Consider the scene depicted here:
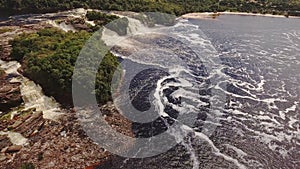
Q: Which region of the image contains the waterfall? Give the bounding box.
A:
[47,20,76,32]
[101,17,152,47]
[0,60,63,121]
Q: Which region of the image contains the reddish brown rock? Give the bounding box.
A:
[0,18,135,169]
[13,111,45,138]
[4,145,22,153]
[0,105,132,169]
[0,71,22,112]
[0,135,12,151]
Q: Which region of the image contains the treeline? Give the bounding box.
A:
[219,0,300,16]
[0,0,299,16]
[10,28,119,106]
[86,10,119,22]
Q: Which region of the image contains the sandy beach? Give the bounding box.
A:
[180,12,220,19]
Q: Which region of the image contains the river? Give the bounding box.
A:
[99,14,300,169]
[0,9,299,169]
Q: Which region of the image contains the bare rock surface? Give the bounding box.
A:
[0,13,134,169]
[0,70,22,112]
[0,104,133,169]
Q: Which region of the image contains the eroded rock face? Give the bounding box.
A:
[0,43,12,61]
[0,72,23,112]
[0,14,134,168]
[0,104,134,169]
[0,26,24,112]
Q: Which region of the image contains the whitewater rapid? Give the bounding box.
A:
[0,9,298,168]
[0,60,63,121]
[101,14,300,169]
[100,15,249,168]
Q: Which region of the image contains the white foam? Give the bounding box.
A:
[224,144,248,157]
[47,20,76,32]
[101,17,155,47]
[0,60,21,75]
[85,20,95,26]
[0,59,63,121]
[193,131,247,169]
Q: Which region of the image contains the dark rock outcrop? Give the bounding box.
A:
[0,71,23,112]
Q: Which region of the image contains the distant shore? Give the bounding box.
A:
[181,11,300,20]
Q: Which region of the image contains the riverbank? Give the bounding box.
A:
[1,0,299,19]
[221,11,300,18]
[0,8,299,169]
[0,9,134,168]
[180,11,300,20]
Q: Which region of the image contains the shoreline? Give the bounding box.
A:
[1,9,300,23]
[180,11,300,20]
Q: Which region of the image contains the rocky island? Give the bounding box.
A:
[0,9,134,169]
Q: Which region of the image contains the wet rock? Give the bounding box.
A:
[0,71,23,112]
[1,106,130,169]
[8,120,22,129]
[0,135,12,150]
[26,111,43,122]
[12,108,35,119]
[14,111,45,138]
[4,145,22,153]
[0,43,13,61]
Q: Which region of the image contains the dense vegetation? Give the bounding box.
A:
[0,0,299,16]
[10,28,119,106]
[86,10,119,23]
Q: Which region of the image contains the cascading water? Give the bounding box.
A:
[0,9,298,169]
[99,14,300,169]
[0,8,105,148]
[0,60,63,121]
[101,16,241,168]
[47,20,76,32]
[0,9,95,121]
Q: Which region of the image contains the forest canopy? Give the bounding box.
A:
[10,28,119,106]
[0,0,299,16]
